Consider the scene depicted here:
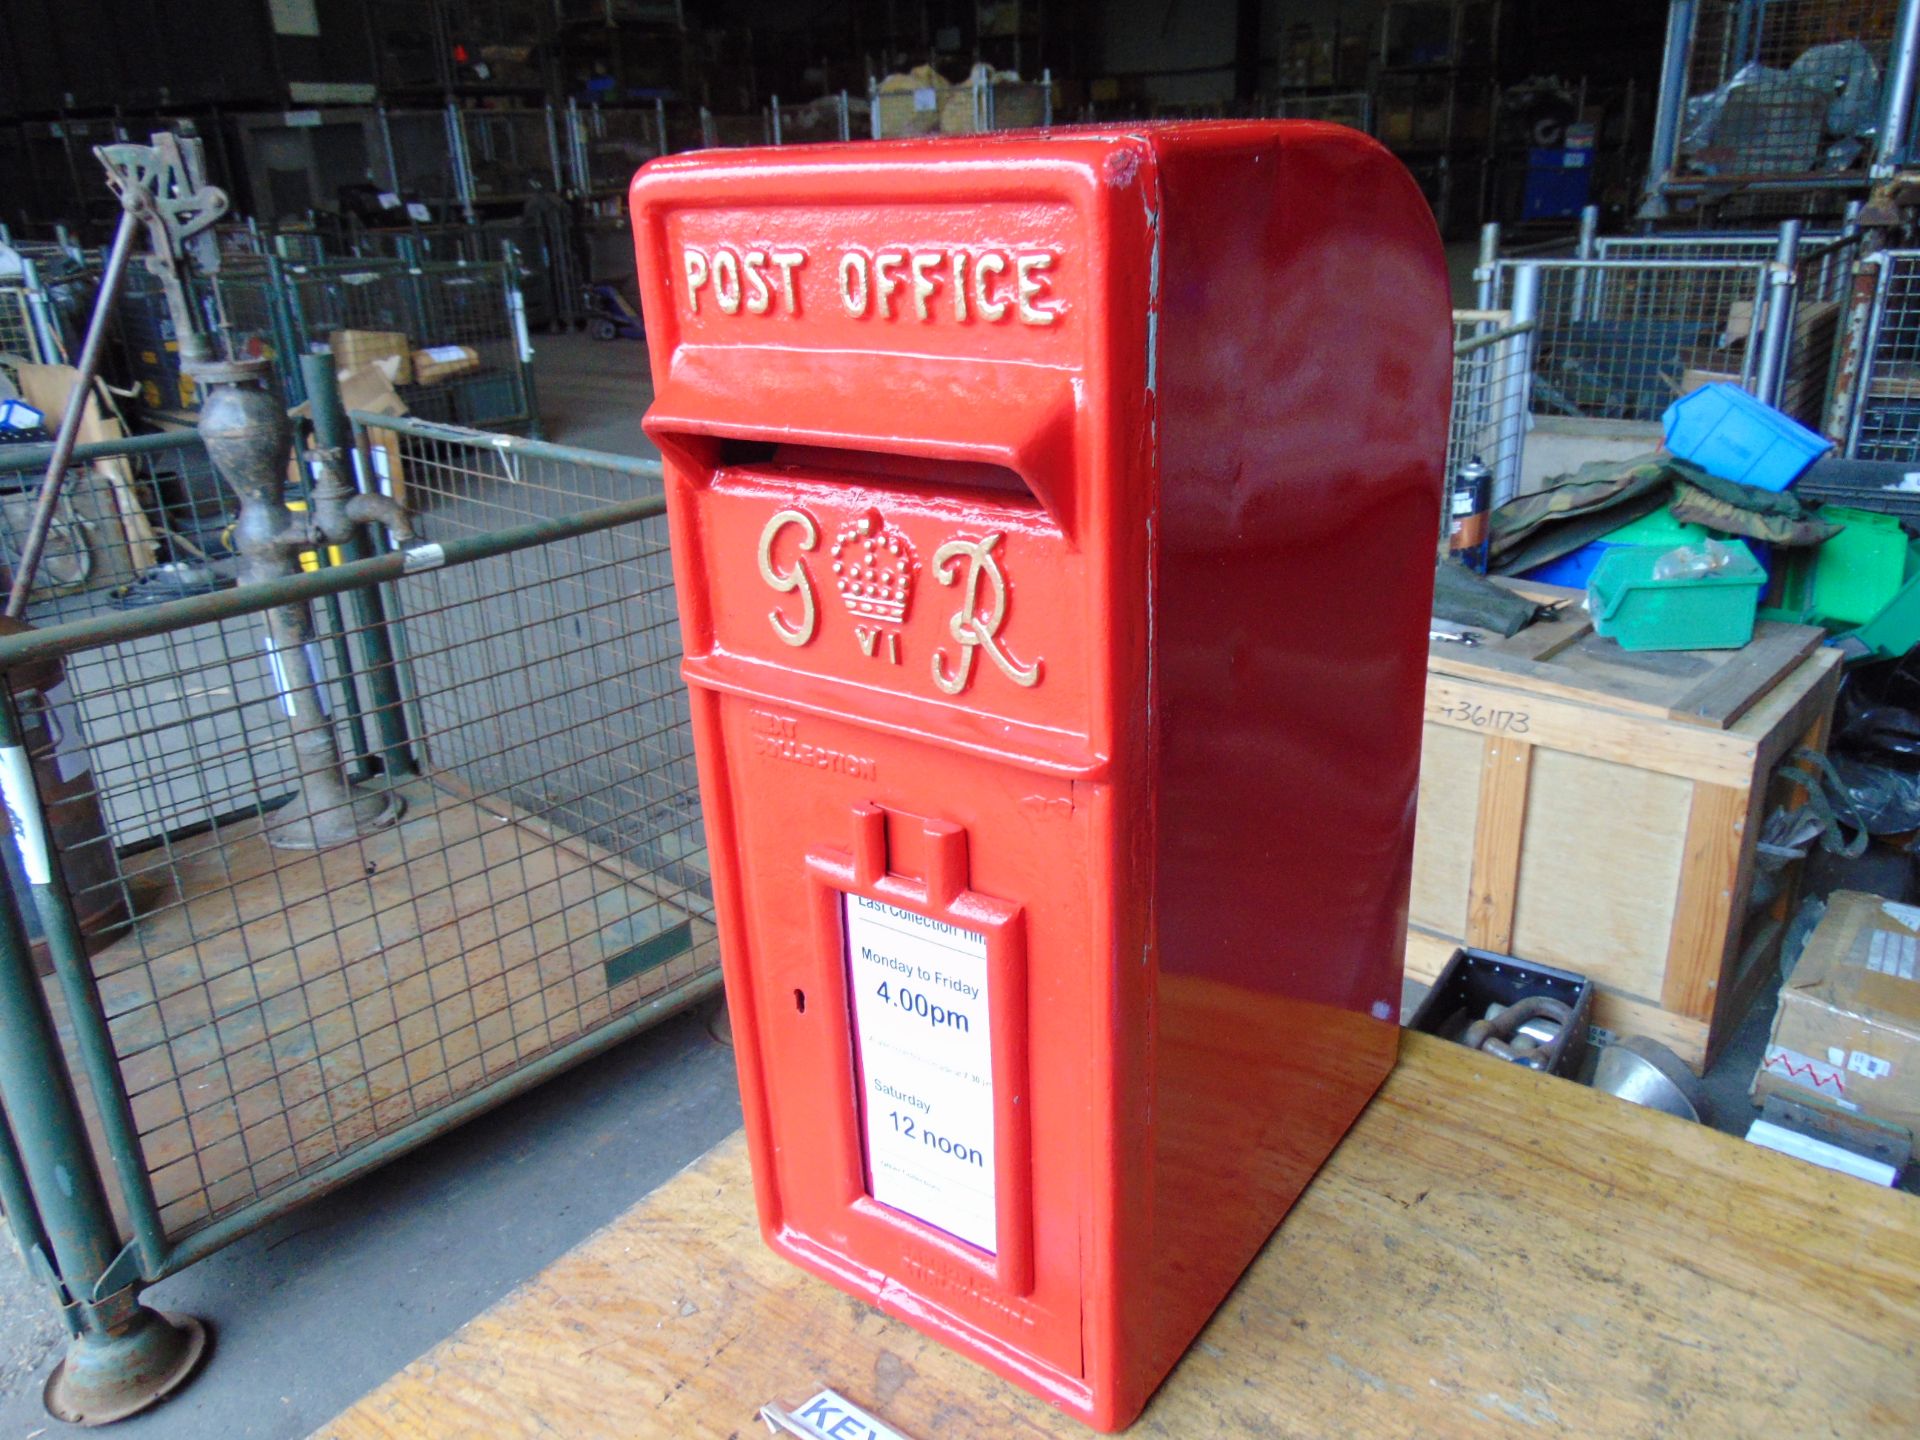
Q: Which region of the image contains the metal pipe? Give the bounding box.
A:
[1846,254,1894,457]
[1640,0,1697,219]
[375,103,400,193]
[5,208,140,619]
[1495,263,1541,506]
[1877,0,1920,175]
[543,102,565,194]
[12,713,172,1277]
[770,95,783,145]
[1474,222,1500,310]
[0,701,167,1327]
[1571,204,1600,321]
[656,96,669,155]
[1755,220,1803,407]
[302,354,416,779]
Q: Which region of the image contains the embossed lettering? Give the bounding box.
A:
[710,248,741,314]
[769,249,805,312]
[682,250,708,312]
[742,249,771,313]
[931,533,1041,693]
[757,510,818,646]
[839,251,869,316]
[872,249,906,318]
[1015,252,1059,325]
[972,252,1009,321]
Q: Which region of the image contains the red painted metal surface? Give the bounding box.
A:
[630,122,1449,1431]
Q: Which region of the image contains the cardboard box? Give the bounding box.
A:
[329,330,412,386]
[1752,890,1920,1135]
[410,343,482,384]
[337,365,409,510]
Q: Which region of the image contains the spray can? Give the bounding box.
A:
[1448,457,1492,574]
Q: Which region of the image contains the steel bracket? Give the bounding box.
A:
[92,1238,146,1303]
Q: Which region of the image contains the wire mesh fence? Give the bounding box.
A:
[0,412,712,1255]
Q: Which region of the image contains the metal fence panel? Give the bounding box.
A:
[1449,310,1533,505]
[0,417,712,1258]
[1492,255,1770,422]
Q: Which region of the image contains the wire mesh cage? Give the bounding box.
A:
[1850,249,1920,459]
[459,108,564,204]
[569,105,668,193]
[1492,256,1771,421]
[0,416,712,1249]
[1679,0,1898,181]
[384,109,463,206]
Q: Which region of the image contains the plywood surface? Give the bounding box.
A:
[314,1031,1920,1440]
[1431,578,1824,731]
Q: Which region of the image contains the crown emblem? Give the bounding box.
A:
[830,510,917,626]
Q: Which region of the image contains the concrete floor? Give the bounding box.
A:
[0,324,1912,1434]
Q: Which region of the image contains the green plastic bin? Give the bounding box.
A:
[1588,542,1767,652]
[1794,506,1910,627]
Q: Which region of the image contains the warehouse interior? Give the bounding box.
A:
[1,1,1919,1436]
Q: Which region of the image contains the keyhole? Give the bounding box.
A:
[793,988,806,1013]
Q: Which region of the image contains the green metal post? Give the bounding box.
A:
[0,1106,65,1332]
[0,696,205,1420]
[302,353,417,778]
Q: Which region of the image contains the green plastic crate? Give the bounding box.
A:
[1588,542,1766,652]
[1784,506,1909,627]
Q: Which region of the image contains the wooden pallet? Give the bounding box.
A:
[314,1032,1920,1439]
[1417,581,1841,1072]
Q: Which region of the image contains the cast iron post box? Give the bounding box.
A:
[630,122,1450,1430]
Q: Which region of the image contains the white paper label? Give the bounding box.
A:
[912,87,938,113]
[1848,1050,1893,1079]
[764,1389,919,1440]
[0,745,50,885]
[422,344,469,363]
[406,202,432,222]
[1882,901,1920,931]
[1866,928,1919,980]
[844,895,995,1252]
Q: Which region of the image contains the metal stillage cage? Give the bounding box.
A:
[1644,0,1920,215]
[112,258,539,432]
[1485,227,1863,428]
[0,405,716,1389]
[1844,248,1920,459]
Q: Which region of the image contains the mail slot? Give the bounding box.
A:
[630,123,1450,1431]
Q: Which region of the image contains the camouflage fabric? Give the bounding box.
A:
[1488,453,1673,564]
[1669,479,1840,546]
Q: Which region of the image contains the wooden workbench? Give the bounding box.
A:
[315,1032,1920,1439]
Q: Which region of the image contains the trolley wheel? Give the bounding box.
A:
[591,319,618,341]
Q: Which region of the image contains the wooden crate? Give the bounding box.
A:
[1412,584,1842,1073]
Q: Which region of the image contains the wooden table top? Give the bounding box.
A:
[314,1031,1920,1439]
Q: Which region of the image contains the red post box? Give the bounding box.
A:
[630,122,1449,1431]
